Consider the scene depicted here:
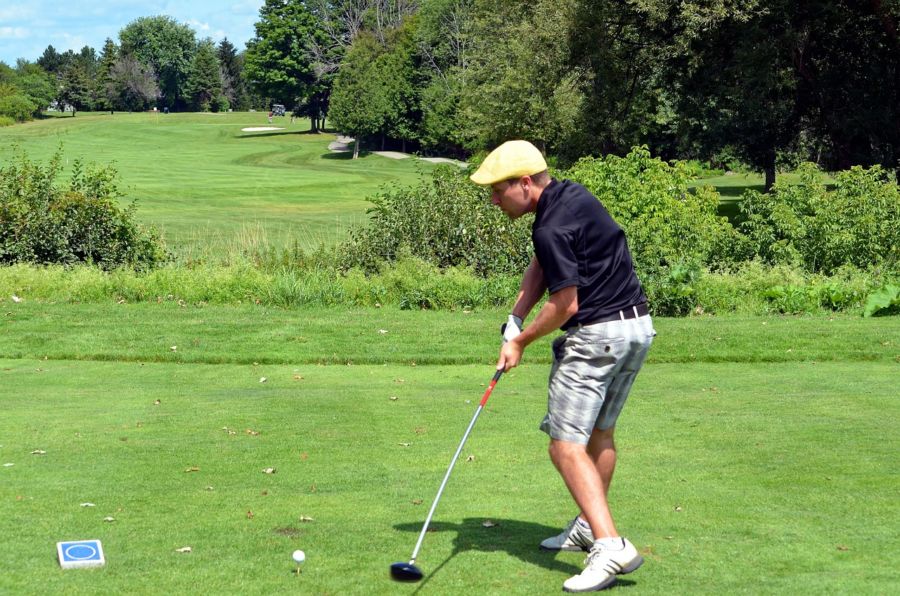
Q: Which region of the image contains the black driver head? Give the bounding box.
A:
[390,562,424,582]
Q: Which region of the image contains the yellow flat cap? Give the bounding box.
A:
[470,140,548,185]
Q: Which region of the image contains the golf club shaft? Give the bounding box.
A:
[408,370,503,564]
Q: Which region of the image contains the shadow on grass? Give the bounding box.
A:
[320,151,372,160]
[392,517,640,591]
[392,517,641,590]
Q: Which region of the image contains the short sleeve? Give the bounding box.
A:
[533,226,579,293]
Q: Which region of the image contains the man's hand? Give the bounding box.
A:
[495,285,579,373]
[501,314,523,344]
[497,338,524,372]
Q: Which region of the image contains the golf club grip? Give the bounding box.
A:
[480,370,503,407]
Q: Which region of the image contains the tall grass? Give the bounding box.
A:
[0,256,888,316]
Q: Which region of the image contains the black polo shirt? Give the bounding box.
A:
[532,179,646,329]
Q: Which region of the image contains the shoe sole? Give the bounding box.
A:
[618,554,643,574]
[562,575,617,593]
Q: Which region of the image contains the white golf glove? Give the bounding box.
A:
[501,314,523,344]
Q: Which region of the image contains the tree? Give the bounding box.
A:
[328,32,391,157]
[460,0,586,156]
[119,16,197,110]
[244,0,321,115]
[669,2,806,190]
[415,0,474,154]
[36,45,64,75]
[185,39,223,111]
[108,56,159,112]
[374,19,422,151]
[799,2,899,178]
[13,61,56,114]
[217,38,247,110]
[95,38,119,112]
[662,1,900,189]
[59,63,92,115]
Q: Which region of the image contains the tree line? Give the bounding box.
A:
[0,16,254,118]
[249,0,899,185]
[1,2,897,187]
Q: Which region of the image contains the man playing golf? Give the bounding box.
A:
[471,140,655,592]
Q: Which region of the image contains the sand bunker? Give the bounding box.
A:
[373,151,411,160]
[241,126,285,132]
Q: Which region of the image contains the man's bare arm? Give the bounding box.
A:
[497,285,578,371]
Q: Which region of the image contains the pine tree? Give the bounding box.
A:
[184,39,224,111]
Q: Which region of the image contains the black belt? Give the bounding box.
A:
[576,303,650,327]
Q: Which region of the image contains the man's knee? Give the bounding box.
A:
[548,438,586,464]
[590,426,615,446]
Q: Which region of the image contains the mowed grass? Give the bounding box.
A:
[1,304,897,594]
[0,112,435,253]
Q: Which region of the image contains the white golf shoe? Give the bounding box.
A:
[562,538,643,593]
[540,517,595,552]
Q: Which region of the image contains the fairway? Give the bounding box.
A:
[1,304,897,594]
[0,112,436,253]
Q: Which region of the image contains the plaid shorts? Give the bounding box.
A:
[539,315,655,444]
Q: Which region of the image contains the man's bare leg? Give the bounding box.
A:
[548,438,618,539]
[588,426,617,496]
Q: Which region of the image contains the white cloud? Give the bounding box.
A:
[52,32,87,52]
[0,7,34,21]
[0,27,29,40]
[186,19,211,32]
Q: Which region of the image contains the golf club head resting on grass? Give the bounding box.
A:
[390,561,424,582]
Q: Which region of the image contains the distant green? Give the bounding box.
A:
[0,112,435,252]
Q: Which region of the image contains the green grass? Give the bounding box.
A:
[1,304,897,594]
[0,112,435,253]
[1,112,895,593]
[1,303,897,366]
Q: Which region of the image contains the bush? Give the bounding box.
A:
[0,152,168,269]
[681,159,725,179]
[864,284,900,317]
[689,262,882,315]
[0,116,14,127]
[563,146,741,313]
[339,165,532,276]
[328,147,896,316]
[0,94,37,122]
[737,163,899,275]
[214,95,230,113]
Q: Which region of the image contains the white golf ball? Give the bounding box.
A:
[292,550,306,564]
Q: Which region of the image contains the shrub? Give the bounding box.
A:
[0,94,37,122]
[214,95,230,113]
[864,284,900,317]
[565,147,739,274]
[681,159,724,179]
[339,165,532,277]
[737,163,899,275]
[0,116,15,127]
[0,152,168,269]
[689,262,882,315]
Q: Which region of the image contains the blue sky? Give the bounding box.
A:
[0,1,264,65]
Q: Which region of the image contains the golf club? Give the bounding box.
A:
[390,369,504,582]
